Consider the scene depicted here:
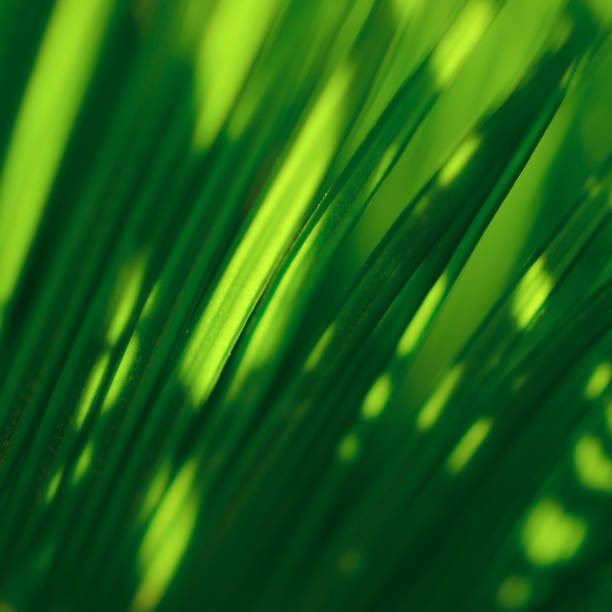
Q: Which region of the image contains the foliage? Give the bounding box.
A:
[1,0,612,610]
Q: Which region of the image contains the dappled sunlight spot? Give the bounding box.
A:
[138,459,198,562]
[226,189,345,401]
[397,274,448,357]
[438,134,481,187]
[338,433,360,463]
[584,362,612,399]
[107,254,148,344]
[226,248,311,401]
[138,460,172,524]
[391,0,424,22]
[72,442,94,484]
[0,0,117,319]
[133,459,199,611]
[521,498,587,566]
[447,417,492,474]
[180,64,353,405]
[338,549,362,574]
[430,0,495,87]
[141,281,160,319]
[367,142,401,193]
[45,468,63,504]
[496,575,532,609]
[102,336,139,414]
[75,352,111,429]
[416,364,464,431]
[413,195,433,217]
[193,0,284,149]
[574,434,612,493]
[304,324,337,373]
[361,373,392,420]
[511,257,553,330]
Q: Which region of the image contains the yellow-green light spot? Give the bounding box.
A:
[447,417,492,474]
[361,373,392,420]
[367,142,400,193]
[180,64,352,405]
[511,258,553,330]
[193,0,284,148]
[338,433,360,462]
[416,364,463,431]
[75,352,110,429]
[438,135,481,187]
[73,442,94,484]
[392,0,423,21]
[45,468,63,504]
[228,245,310,392]
[133,459,199,611]
[141,281,160,319]
[138,460,172,524]
[574,434,612,493]
[430,0,495,87]
[0,0,116,319]
[397,275,447,357]
[496,575,532,610]
[584,362,612,399]
[521,498,587,566]
[304,324,336,373]
[107,255,147,344]
[102,336,139,413]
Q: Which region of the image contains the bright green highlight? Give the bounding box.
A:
[0,0,116,319]
[361,373,392,420]
[521,498,587,566]
[72,442,94,484]
[574,434,612,493]
[447,417,492,474]
[181,65,351,404]
[138,460,172,524]
[141,282,159,318]
[416,364,464,431]
[225,244,313,400]
[304,324,337,372]
[193,0,283,148]
[496,575,532,609]
[438,135,481,187]
[584,362,612,399]
[391,0,424,21]
[511,257,553,329]
[45,468,64,504]
[107,255,147,344]
[102,336,139,413]
[430,0,495,87]
[134,459,199,611]
[397,274,448,357]
[75,352,111,429]
[226,200,342,399]
[338,433,360,462]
